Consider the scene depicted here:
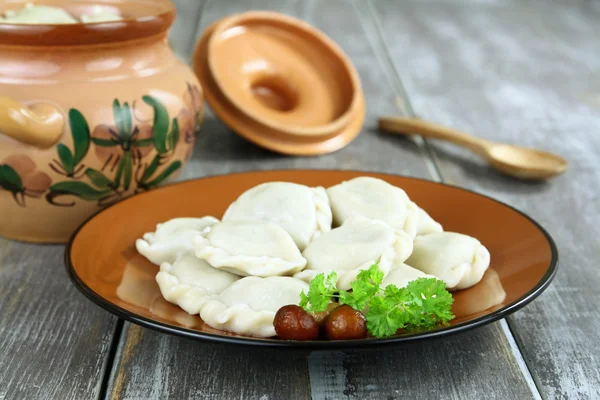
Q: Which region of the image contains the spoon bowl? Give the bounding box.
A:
[378,116,568,180]
[487,144,568,180]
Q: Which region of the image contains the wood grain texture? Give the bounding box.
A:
[108,1,536,399]
[0,240,117,400]
[107,324,311,400]
[310,325,534,400]
[370,0,600,398]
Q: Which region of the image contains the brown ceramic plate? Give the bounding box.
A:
[65,170,558,349]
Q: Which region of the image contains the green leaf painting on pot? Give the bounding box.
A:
[0,0,203,244]
[48,109,90,179]
[43,86,200,208]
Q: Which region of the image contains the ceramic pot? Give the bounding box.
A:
[0,0,203,243]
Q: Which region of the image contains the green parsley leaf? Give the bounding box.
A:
[339,263,383,310]
[299,271,338,313]
[298,263,455,338]
[404,277,455,327]
[364,277,455,337]
[362,263,385,285]
[365,295,406,337]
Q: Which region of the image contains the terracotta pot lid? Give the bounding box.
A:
[193,12,365,156]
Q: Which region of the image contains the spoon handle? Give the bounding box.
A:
[378,116,492,157]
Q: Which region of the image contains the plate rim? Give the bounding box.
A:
[64,169,559,349]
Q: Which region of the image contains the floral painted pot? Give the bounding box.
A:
[0,0,203,243]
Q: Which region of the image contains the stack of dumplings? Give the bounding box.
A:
[135,177,491,338]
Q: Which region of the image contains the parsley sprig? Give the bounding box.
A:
[299,263,455,338]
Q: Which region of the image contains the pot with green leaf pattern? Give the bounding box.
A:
[0,0,204,243]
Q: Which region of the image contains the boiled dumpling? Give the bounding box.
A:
[406,232,491,290]
[199,276,309,337]
[156,254,240,315]
[381,262,437,289]
[294,216,413,290]
[80,6,123,23]
[223,182,332,250]
[416,207,443,236]
[136,216,219,265]
[327,176,419,238]
[0,4,78,24]
[194,220,307,277]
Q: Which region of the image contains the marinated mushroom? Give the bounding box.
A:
[322,305,367,340]
[274,305,319,340]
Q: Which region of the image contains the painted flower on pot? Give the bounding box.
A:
[93,123,154,169]
[134,95,182,192]
[177,83,203,145]
[1,154,52,206]
[46,95,183,207]
[91,99,155,191]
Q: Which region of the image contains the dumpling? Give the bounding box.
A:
[294,216,413,290]
[156,254,240,315]
[136,216,219,265]
[416,207,443,236]
[406,232,491,290]
[199,276,309,337]
[381,262,437,289]
[223,182,332,250]
[327,176,419,238]
[194,220,307,277]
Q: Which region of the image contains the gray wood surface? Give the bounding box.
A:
[107,0,537,399]
[309,324,534,400]
[0,241,117,400]
[369,0,600,398]
[106,324,311,400]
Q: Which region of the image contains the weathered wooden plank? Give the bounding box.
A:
[310,324,533,400]
[370,0,600,398]
[108,0,536,399]
[107,324,312,400]
[0,240,117,400]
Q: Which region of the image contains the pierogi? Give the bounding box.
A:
[294,216,413,290]
[199,276,309,337]
[381,262,437,289]
[136,176,492,339]
[406,232,491,290]
[194,220,307,277]
[156,254,240,315]
[327,176,419,238]
[223,182,332,250]
[415,207,443,236]
[136,217,219,265]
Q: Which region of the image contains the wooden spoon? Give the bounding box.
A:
[378,116,568,180]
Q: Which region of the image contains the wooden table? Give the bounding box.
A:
[2,0,599,398]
